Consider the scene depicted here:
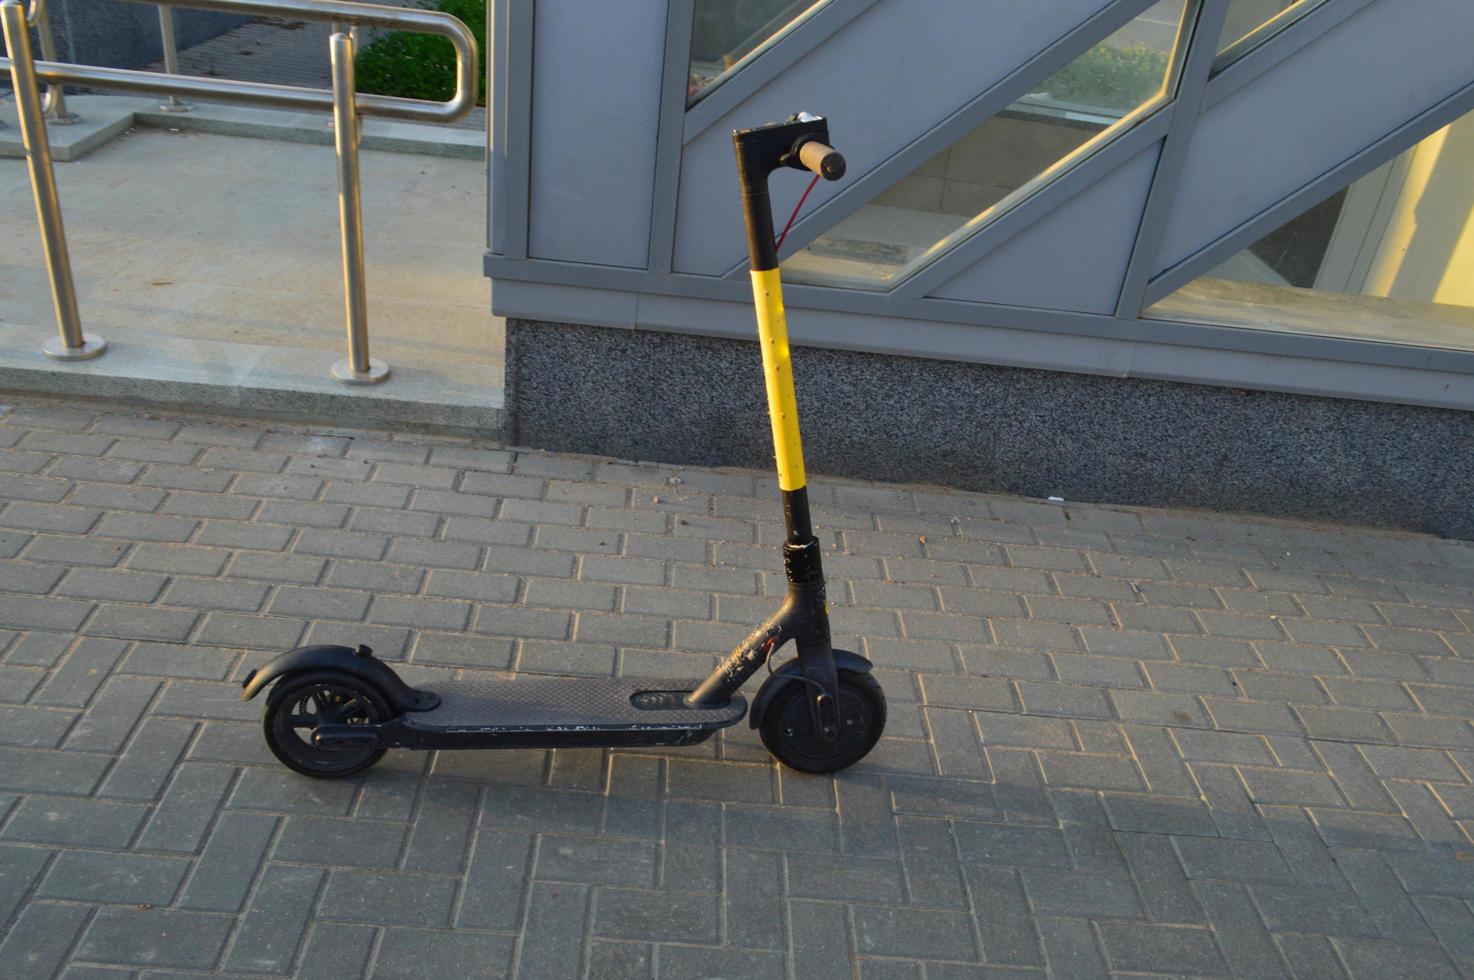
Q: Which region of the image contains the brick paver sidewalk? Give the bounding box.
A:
[0,396,1471,977]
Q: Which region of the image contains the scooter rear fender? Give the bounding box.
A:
[240,645,440,712]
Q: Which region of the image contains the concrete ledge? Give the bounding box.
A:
[0,96,140,161]
[506,317,1473,539]
[0,322,505,436]
[131,102,485,160]
[1,95,482,161]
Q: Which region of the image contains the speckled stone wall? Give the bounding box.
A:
[506,318,1474,539]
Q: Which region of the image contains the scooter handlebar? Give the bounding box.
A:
[798,140,846,181]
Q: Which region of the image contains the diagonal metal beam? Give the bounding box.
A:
[1113,0,1230,318]
[716,0,1162,279]
[1143,75,1474,307]
[1203,0,1376,110]
[682,0,881,145]
[892,106,1171,298]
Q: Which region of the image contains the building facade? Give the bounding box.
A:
[484,0,1474,538]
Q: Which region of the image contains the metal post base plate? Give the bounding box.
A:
[44,111,81,126]
[331,357,390,385]
[158,99,194,113]
[42,333,106,361]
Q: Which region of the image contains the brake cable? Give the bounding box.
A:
[774,173,821,254]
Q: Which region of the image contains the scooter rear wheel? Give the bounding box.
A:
[759,669,886,774]
[263,670,390,779]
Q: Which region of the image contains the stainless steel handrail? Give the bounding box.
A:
[19,0,77,122]
[1,0,479,382]
[3,0,478,123]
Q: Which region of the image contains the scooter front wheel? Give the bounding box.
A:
[263,670,391,779]
[759,669,886,774]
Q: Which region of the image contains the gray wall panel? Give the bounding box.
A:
[671,0,1121,276]
[929,144,1161,313]
[528,0,666,267]
[1158,0,1474,268]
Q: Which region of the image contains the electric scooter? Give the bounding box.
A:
[241,113,886,778]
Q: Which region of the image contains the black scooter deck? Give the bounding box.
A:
[379,675,748,750]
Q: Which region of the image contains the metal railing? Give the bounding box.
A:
[1,0,479,383]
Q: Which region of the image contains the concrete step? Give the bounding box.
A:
[0,321,505,435]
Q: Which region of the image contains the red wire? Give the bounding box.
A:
[774,173,821,253]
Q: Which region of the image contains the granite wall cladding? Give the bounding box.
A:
[506,318,1473,540]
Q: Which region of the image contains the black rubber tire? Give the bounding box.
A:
[262,670,391,779]
[759,669,886,774]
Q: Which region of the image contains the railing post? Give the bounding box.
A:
[2,0,104,360]
[328,30,388,385]
[28,0,78,124]
[156,6,193,112]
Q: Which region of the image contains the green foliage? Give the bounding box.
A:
[354,0,487,105]
[1036,42,1170,113]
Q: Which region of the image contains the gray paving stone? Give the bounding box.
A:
[0,902,91,978]
[1095,920,1227,976]
[4,630,74,667]
[96,716,197,801]
[274,815,405,868]
[138,764,238,853]
[401,779,479,873]
[1293,705,1395,743]
[1015,680,1112,719]
[0,557,67,595]
[1193,880,1291,977]
[1332,937,1461,980]
[38,850,189,904]
[789,901,854,980]
[0,844,53,925]
[1254,883,1381,938]
[593,887,720,943]
[69,483,167,512]
[0,704,76,748]
[851,905,977,960]
[953,822,1070,869]
[457,830,533,930]
[1034,915,1109,980]
[2,794,149,849]
[376,928,517,977]
[0,594,95,632]
[162,578,270,613]
[195,612,305,650]
[1238,766,1347,808]
[1336,850,1434,942]
[296,922,375,980]
[64,677,160,753]
[77,907,232,969]
[0,745,111,794]
[1020,867,1142,918]
[319,868,457,926]
[223,864,323,975]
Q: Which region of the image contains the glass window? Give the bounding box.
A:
[1215,0,1318,60]
[781,0,1188,290]
[1146,111,1474,352]
[688,0,827,105]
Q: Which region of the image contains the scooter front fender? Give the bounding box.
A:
[240,645,439,712]
[748,649,873,729]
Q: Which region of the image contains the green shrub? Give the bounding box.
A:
[1036,43,1170,113]
[354,0,487,105]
